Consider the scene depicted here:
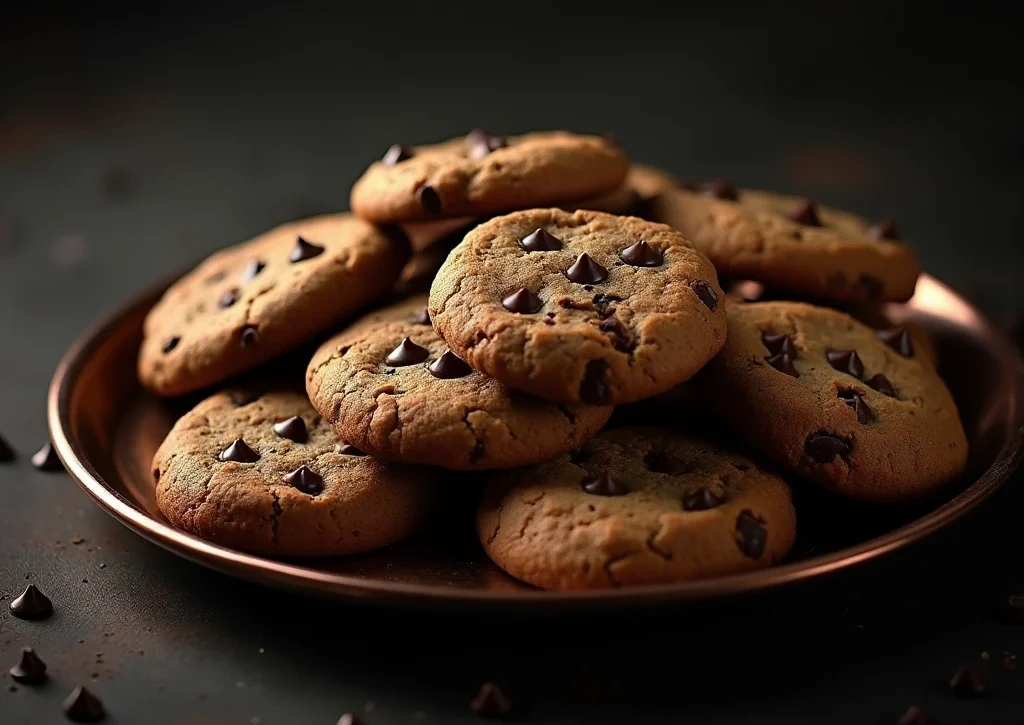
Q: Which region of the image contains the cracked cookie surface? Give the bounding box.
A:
[153,389,435,557]
[697,301,967,501]
[139,214,408,396]
[306,296,613,470]
[351,130,628,224]
[428,208,727,404]
[476,427,796,590]
[649,186,919,303]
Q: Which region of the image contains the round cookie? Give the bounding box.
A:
[428,208,727,404]
[139,214,408,396]
[698,301,967,502]
[351,130,628,224]
[153,389,435,557]
[476,427,797,590]
[306,296,613,470]
[648,185,919,303]
[625,163,681,200]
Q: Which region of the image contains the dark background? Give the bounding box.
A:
[2,2,1023,723]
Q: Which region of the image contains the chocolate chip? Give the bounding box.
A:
[502,288,543,314]
[385,337,430,366]
[598,316,635,353]
[218,289,240,308]
[0,434,15,462]
[762,332,798,358]
[592,292,622,317]
[411,308,431,325]
[467,129,508,159]
[948,666,986,697]
[240,325,259,347]
[418,185,442,215]
[684,487,727,511]
[735,510,767,558]
[826,349,865,378]
[62,685,105,722]
[867,373,898,398]
[470,681,512,719]
[566,253,608,284]
[898,705,929,725]
[230,390,260,407]
[242,258,266,282]
[519,228,562,252]
[789,200,822,227]
[9,647,47,684]
[691,280,718,310]
[620,240,662,267]
[703,179,739,201]
[162,336,180,354]
[853,274,884,301]
[383,144,413,166]
[289,236,325,263]
[273,416,307,443]
[645,450,690,475]
[838,390,874,423]
[283,465,324,495]
[218,439,260,463]
[32,442,64,472]
[804,433,851,464]
[878,327,914,357]
[581,472,628,497]
[336,714,365,725]
[766,353,799,377]
[868,218,899,240]
[579,360,610,404]
[335,443,366,456]
[9,584,53,620]
[428,349,473,379]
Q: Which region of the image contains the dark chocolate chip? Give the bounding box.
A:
[242,258,266,282]
[428,349,473,379]
[273,416,307,443]
[566,253,608,284]
[9,647,47,684]
[289,236,324,263]
[853,274,884,301]
[898,705,929,725]
[411,308,431,325]
[838,390,874,423]
[467,129,508,159]
[502,288,543,314]
[645,450,690,475]
[735,510,767,558]
[867,373,898,398]
[826,349,865,378]
[284,465,324,495]
[218,439,260,463]
[598,316,635,353]
[470,681,512,719]
[335,443,366,456]
[32,442,64,472]
[162,336,180,354]
[385,337,430,366]
[592,293,622,317]
[418,185,442,215]
[878,327,914,357]
[218,289,240,308]
[581,472,628,497]
[9,584,53,620]
[691,280,719,310]
[789,200,822,227]
[336,714,366,725]
[620,240,662,267]
[868,218,900,240]
[383,144,414,166]
[684,487,727,511]
[230,390,261,407]
[240,325,259,347]
[703,179,739,201]
[579,360,610,404]
[762,332,798,358]
[804,433,851,464]
[766,353,799,377]
[62,685,105,722]
[948,666,986,697]
[519,228,562,252]
[0,434,15,462]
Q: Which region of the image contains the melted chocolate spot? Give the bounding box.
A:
[691,280,719,310]
[385,337,430,366]
[878,327,914,357]
[242,258,266,282]
[579,360,610,404]
[703,179,739,201]
[283,465,324,495]
[273,416,307,443]
[62,686,105,722]
[598,316,635,352]
[789,200,822,227]
[581,472,628,497]
[502,288,543,314]
[219,289,240,308]
[9,647,47,684]
[804,433,851,464]
[868,218,900,240]
[619,240,662,267]
[592,292,622,317]
[565,253,608,284]
[162,336,180,354]
[428,349,473,379]
[289,236,324,263]
[335,443,366,456]
[418,185,442,215]
[826,349,865,378]
[519,228,562,252]
[866,373,898,398]
[31,442,64,472]
[383,144,413,166]
[762,332,797,358]
[948,666,987,697]
[9,584,53,620]
[240,325,260,347]
[766,353,799,377]
[645,450,690,475]
[218,439,260,463]
[470,681,513,718]
[684,487,727,511]
[736,510,767,558]
[410,308,431,325]
[838,389,874,423]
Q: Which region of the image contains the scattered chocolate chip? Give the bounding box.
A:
[283,465,324,495]
[581,472,628,497]
[162,336,180,354]
[948,666,986,697]
[766,353,799,377]
[385,337,430,366]
[289,236,324,263]
[242,258,266,282]
[691,280,719,310]
[620,240,662,267]
[853,274,884,301]
[218,439,260,463]
[519,228,562,252]
[566,253,608,284]
[335,443,366,456]
[898,705,929,725]
[9,647,47,684]
[467,129,508,159]
[0,434,14,462]
[240,325,259,347]
[838,390,874,423]
[804,433,851,464]
[502,288,543,314]
[418,185,442,215]
[644,450,690,475]
[598,316,635,353]
[9,584,53,620]
[411,308,431,325]
[336,714,365,725]
[32,442,64,472]
[471,681,512,719]
[218,289,240,308]
[735,510,767,558]
[62,685,105,722]
[703,179,738,201]
[867,373,898,398]
[869,218,900,240]
[579,360,610,404]
[428,349,473,379]
[789,200,822,227]
[878,327,914,357]
[826,349,865,378]
[684,487,727,511]
[273,416,307,443]
[762,332,798,358]
[230,390,260,407]
[382,144,413,166]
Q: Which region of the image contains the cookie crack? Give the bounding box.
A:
[645,524,673,561]
[485,501,504,545]
[462,407,486,465]
[602,553,632,588]
[240,282,277,329]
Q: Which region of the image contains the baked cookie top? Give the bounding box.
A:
[477,427,796,590]
[153,390,435,557]
[698,301,968,501]
[139,214,408,396]
[306,296,613,470]
[350,130,628,224]
[428,208,727,404]
[649,185,919,303]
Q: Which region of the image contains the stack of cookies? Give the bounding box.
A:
[140,129,968,590]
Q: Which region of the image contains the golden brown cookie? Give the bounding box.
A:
[477,427,796,590]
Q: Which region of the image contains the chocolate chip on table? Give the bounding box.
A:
[684,486,726,511]
[766,353,799,377]
[242,258,266,282]
[273,416,307,443]
[878,327,914,357]
[0,433,14,462]
[762,332,798,358]
[579,360,610,404]
[735,510,767,557]
[581,472,628,497]
[898,705,929,725]
[218,289,239,308]
[289,236,325,263]
[691,280,719,310]
[32,442,64,472]
[335,443,366,456]
[620,240,662,267]
[868,218,900,240]
[645,449,690,475]
[240,325,260,347]
[283,466,324,495]
[826,349,865,379]
[598,316,635,353]
[519,228,562,252]
[703,179,739,201]
[382,144,414,166]
[470,681,512,719]
[502,288,543,314]
[410,307,431,325]
[418,185,442,215]
[385,337,430,366]
[566,253,608,284]
[838,390,874,423]
[9,647,47,684]
[428,349,473,379]
[162,336,180,354]
[218,439,260,463]
[867,373,898,398]
[62,685,106,722]
[948,666,987,697]
[804,433,852,464]
[9,584,53,620]
[789,200,822,227]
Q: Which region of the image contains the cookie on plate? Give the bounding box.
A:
[698,301,967,501]
[153,389,435,557]
[477,427,796,590]
[138,214,408,396]
[429,208,727,404]
[351,130,627,224]
[649,185,919,303]
[306,296,613,470]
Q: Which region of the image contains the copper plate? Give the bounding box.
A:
[48,274,1024,610]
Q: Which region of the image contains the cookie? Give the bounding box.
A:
[153,389,435,557]
[351,130,628,224]
[697,301,967,501]
[306,296,613,470]
[139,214,408,396]
[428,208,727,404]
[476,427,796,590]
[392,236,460,299]
[624,163,681,200]
[649,185,919,303]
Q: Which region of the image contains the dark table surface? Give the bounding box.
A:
[2,3,1023,723]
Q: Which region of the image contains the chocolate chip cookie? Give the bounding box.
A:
[139,214,408,396]
[698,301,967,501]
[351,130,628,224]
[154,389,435,557]
[306,296,613,470]
[477,427,796,590]
[429,208,727,404]
[649,185,919,303]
